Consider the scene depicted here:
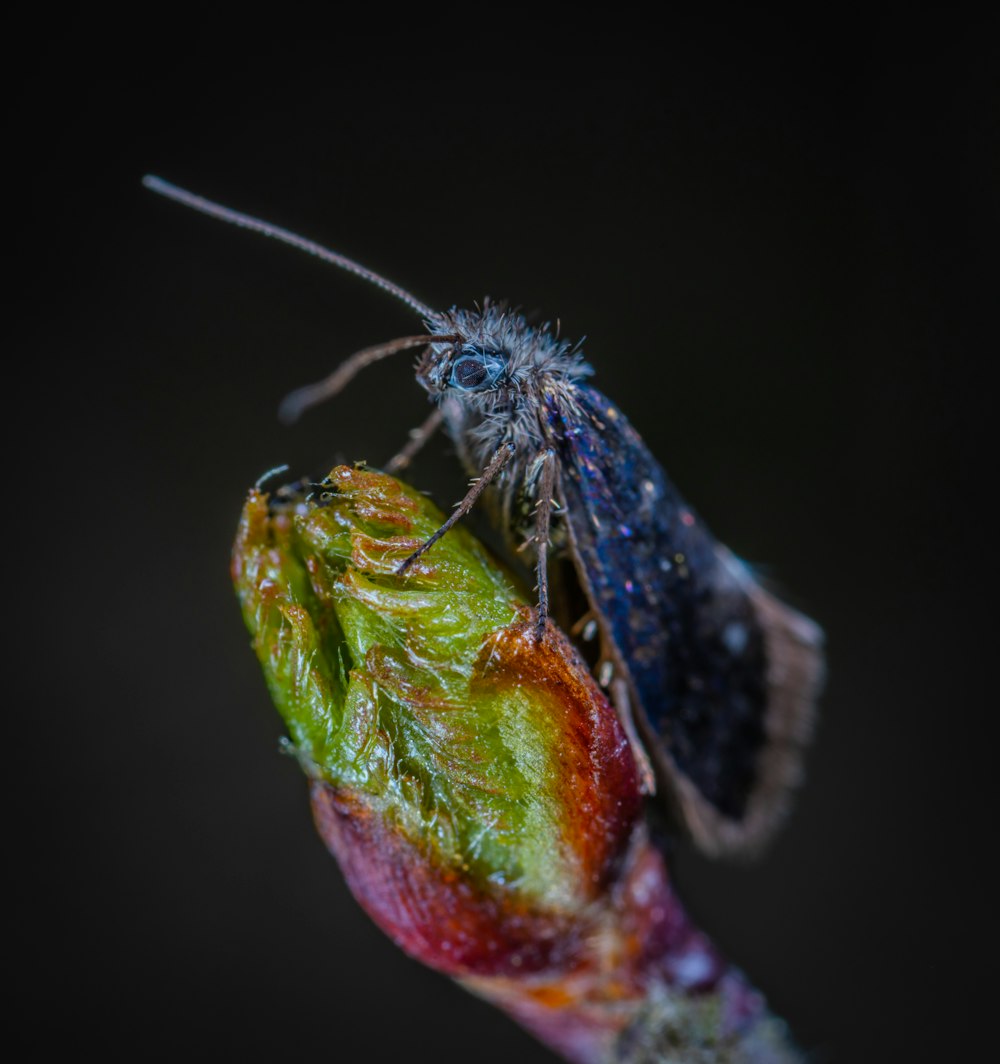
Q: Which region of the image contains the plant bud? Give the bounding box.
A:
[233,466,799,1063]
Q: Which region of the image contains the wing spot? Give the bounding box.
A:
[723,621,749,656]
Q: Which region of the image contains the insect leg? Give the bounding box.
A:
[397,441,517,573]
[611,676,657,796]
[532,449,558,640]
[384,407,445,475]
[574,615,600,643]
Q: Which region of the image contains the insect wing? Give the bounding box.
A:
[547,386,823,856]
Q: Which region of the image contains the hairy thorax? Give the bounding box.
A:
[416,304,593,549]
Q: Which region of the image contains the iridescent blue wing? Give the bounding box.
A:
[546,385,824,856]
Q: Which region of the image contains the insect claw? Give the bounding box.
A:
[530,607,548,643]
[255,464,291,491]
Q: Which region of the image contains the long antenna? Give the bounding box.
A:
[142,176,437,319]
[278,334,455,424]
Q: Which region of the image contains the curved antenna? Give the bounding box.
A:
[278,334,456,424]
[142,175,437,319]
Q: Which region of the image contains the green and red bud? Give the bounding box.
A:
[233,466,799,1063]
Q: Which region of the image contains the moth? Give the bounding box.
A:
[145,176,824,858]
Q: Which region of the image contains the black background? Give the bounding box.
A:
[16,20,993,1063]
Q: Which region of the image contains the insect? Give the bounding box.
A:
[145,176,824,858]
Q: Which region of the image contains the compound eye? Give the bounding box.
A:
[452,356,489,389]
[449,346,506,392]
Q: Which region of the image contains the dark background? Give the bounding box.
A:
[16,21,993,1063]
